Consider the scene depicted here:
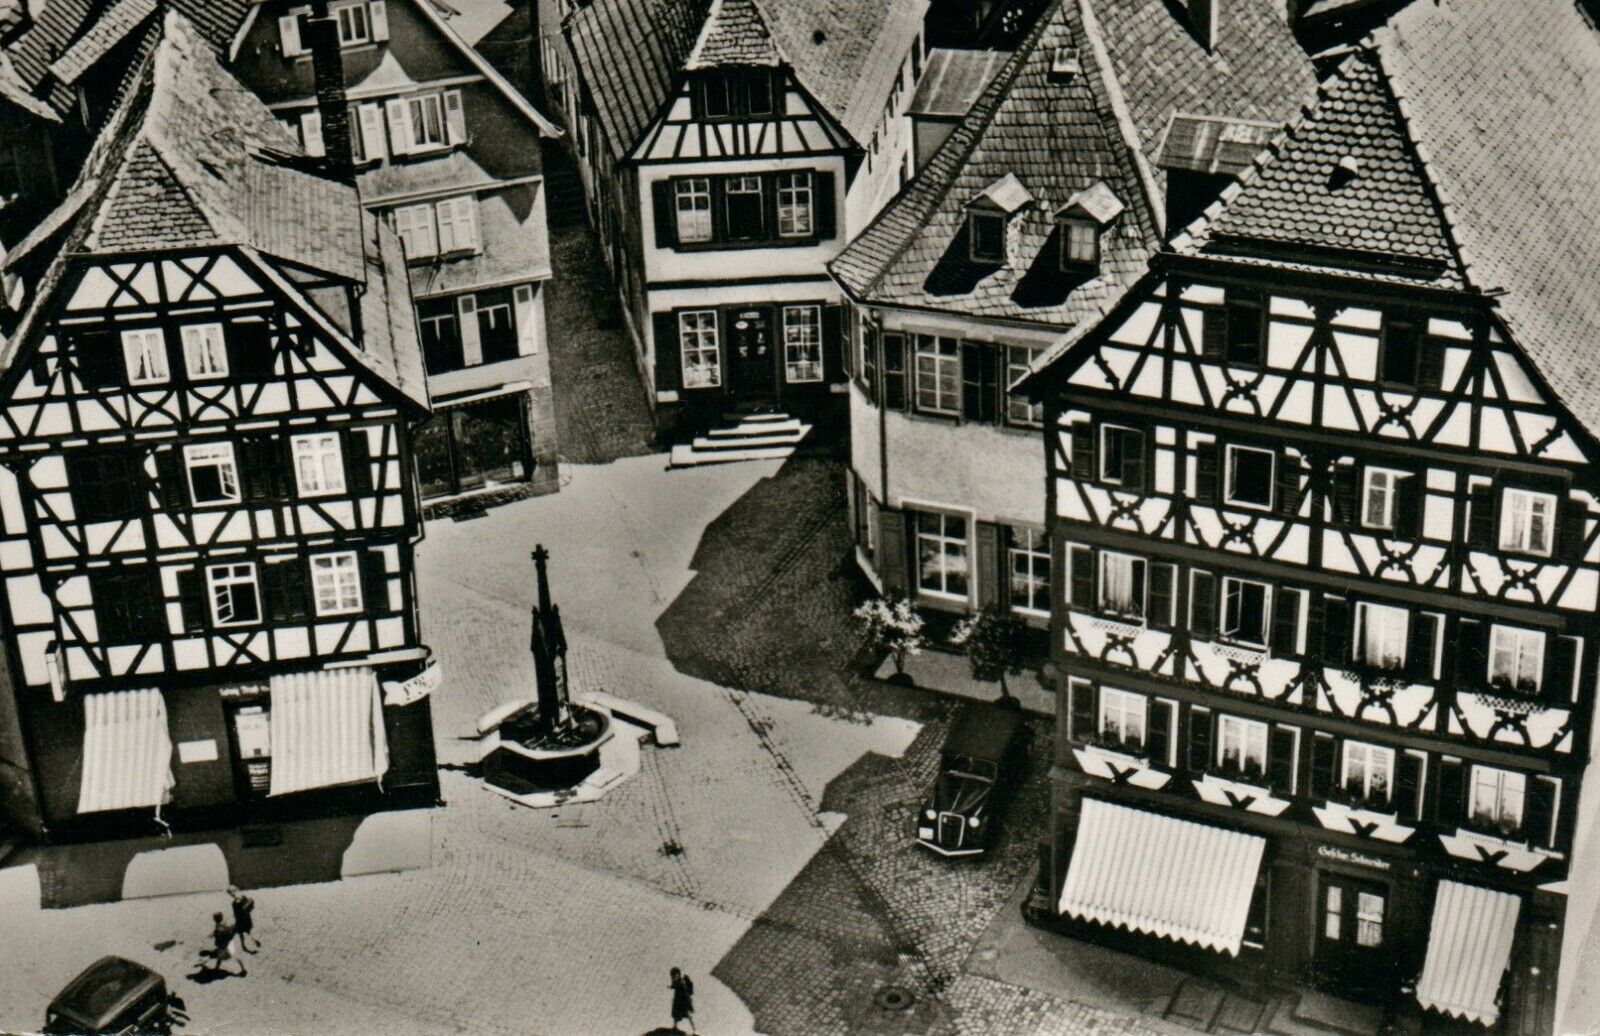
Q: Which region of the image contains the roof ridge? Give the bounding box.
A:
[1075,0,1164,238]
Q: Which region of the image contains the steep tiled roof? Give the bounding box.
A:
[48,0,158,85]
[830,0,1314,328]
[684,0,780,70]
[565,0,709,161]
[4,11,427,411]
[908,49,1011,120]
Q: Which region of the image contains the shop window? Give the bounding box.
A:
[1354,601,1408,671]
[782,305,823,383]
[1220,577,1269,647]
[1098,688,1146,754]
[674,178,713,243]
[1007,527,1049,616]
[121,328,168,385]
[311,551,363,615]
[1470,766,1525,836]
[413,395,530,499]
[1489,624,1544,694]
[1341,741,1394,808]
[776,172,814,238]
[1005,346,1042,426]
[723,176,765,241]
[1500,488,1555,556]
[291,433,345,497]
[181,324,228,380]
[679,310,721,389]
[184,442,241,506]
[1096,550,1145,620]
[913,335,960,415]
[207,562,262,627]
[418,297,463,373]
[915,511,969,600]
[1216,714,1268,781]
[231,704,272,796]
[476,288,518,364]
[1225,445,1274,509]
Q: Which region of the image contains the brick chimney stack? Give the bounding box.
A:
[305,0,353,175]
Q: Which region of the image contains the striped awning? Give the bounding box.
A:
[268,667,390,797]
[1416,881,1522,1025]
[1058,799,1266,955]
[78,688,174,814]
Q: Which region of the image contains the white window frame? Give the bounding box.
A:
[1098,688,1147,753]
[121,328,169,385]
[781,305,823,383]
[1005,345,1043,426]
[1217,714,1269,778]
[912,334,960,415]
[1470,765,1527,835]
[1224,444,1275,510]
[207,562,261,628]
[181,323,228,380]
[678,310,721,389]
[183,442,241,506]
[674,178,712,243]
[1008,527,1050,617]
[1361,467,1403,531]
[1340,741,1395,804]
[1355,601,1409,671]
[1489,624,1545,694]
[1096,550,1146,621]
[311,551,363,616]
[408,92,448,149]
[334,2,370,45]
[1220,576,1270,648]
[1500,488,1556,557]
[291,432,346,497]
[393,203,438,259]
[1097,423,1136,484]
[914,510,970,601]
[776,171,814,237]
[1061,218,1098,267]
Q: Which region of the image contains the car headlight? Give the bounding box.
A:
[924,809,937,821]
[968,815,981,829]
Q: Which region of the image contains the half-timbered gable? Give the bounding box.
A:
[1023,2,1600,1029]
[0,11,437,836]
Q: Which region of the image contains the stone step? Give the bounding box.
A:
[720,410,793,423]
[708,418,803,437]
[669,443,796,468]
[690,430,808,451]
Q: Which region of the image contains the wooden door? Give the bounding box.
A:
[1315,875,1393,999]
[729,308,775,401]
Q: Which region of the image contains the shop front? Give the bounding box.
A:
[413,390,535,499]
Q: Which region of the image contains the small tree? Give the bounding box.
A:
[855,596,925,680]
[954,605,1030,704]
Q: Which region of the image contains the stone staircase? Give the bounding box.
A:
[668,411,812,468]
[540,141,589,231]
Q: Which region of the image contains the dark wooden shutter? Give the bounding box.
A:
[1408,611,1440,682]
[1382,320,1419,384]
[72,329,121,388]
[1227,296,1263,362]
[1189,571,1216,637]
[882,333,907,410]
[177,567,208,632]
[1321,595,1350,665]
[1458,618,1488,689]
[975,522,1000,608]
[1272,587,1302,657]
[1148,563,1175,630]
[1070,421,1095,478]
[361,551,389,614]
[154,446,186,511]
[1331,463,1359,524]
[1435,757,1465,825]
[1200,308,1226,358]
[1120,429,1146,492]
[861,323,880,401]
[1310,733,1337,798]
[1392,473,1422,538]
[1417,335,1447,390]
[241,438,276,502]
[877,509,908,595]
[1267,726,1298,793]
[1069,681,1097,740]
[1277,454,1301,516]
[68,451,135,521]
[982,345,1001,422]
[1525,777,1558,849]
[344,428,373,495]
[1466,486,1496,549]
[1187,707,1213,773]
[267,559,310,621]
[651,179,677,248]
[822,304,845,384]
[653,311,682,394]
[814,169,837,240]
[1147,699,1174,766]
[961,342,989,421]
[1395,751,1424,820]
[229,320,275,381]
[1558,498,1588,563]
[1069,545,1094,610]
[1544,634,1577,701]
[1194,442,1220,501]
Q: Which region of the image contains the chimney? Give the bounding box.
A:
[305,1,354,174]
[1188,0,1218,50]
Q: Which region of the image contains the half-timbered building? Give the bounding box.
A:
[828,0,1313,629]
[555,0,926,445]
[1020,1,1600,1030]
[228,0,562,499]
[0,11,437,838]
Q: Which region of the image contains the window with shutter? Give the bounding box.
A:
[1225,294,1264,364]
[1310,733,1337,798]
[311,551,363,615]
[1068,679,1096,740]
[279,9,308,57]
[513,285,539,356]
[184,442,241,506]
[1147,563,1175,629]
[1271,587,1303,657]
[1189,570,1217,636]
[1224,444,1274,509]
[444,90,467,143]
[68,450,139,522]
[1321,595,1350,664]
[1379,318,1419,385]
[1193,441,1220,501]
[1267,726,1299,794]
[1466,485,1496,548]
[1068,545,1093,609]
[299,110,324,157]
[1187,706,1213,773]
[436,196,479,254]
[1070,421,1094,477]
[1147,699,1175,767]
[369,0,389,40]
[1395,750,1426,820]
[1408,611,1440,682]
[121,328,169,385]
[882,333,907,410]
[357,103,386,161]
[1436,756,1465,825]
[385,98,413,154]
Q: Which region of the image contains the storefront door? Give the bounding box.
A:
[728,308,775,401]
[413,395,532,498]
[1315,875,1392,999]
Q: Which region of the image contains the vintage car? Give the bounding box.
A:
[44,956,181,1035]
[916,701,1030,856]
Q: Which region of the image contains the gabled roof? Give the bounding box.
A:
[908,48,1011,120]
[830,0,1315,328]
[565,0,710,161]
[4,11,428,411]
[684,0,780,70]
[48,0,158,85]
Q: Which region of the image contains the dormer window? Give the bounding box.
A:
[966,173,1032,265]
[1060,218,1099,270]
[969,212,1006,264]
[694,70,780,120]
[1055,181,1124,275]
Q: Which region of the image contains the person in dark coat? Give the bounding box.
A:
[228,886,258,953]
[669,967,695,1034]
[202,912,245,976]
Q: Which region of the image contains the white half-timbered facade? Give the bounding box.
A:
[1022,3,1600,1031]
[0,12,437,837]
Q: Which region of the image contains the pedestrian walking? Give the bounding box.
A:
[201,912,246,977]
[669,967,695,1034]
[228,886,258,953]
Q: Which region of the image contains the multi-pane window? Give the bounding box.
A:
[1225,445,1274,509]
[1489,624,1544,694]
[782,305,823,383]
[408,93,447,148]
[1005,346,1043,426]
[724,176,764,240]
[674,178,712,243]
[968,212,1004,263]
[1061,219,1098,268]
[915,512,969,599]
[1099,425,1140,485]
[184,443,241,506]
[291,433,345,497]
[1362,468,1400,530]
[1341,741,1394,805]
[1355,892,1384,948]
[207,563,261,627]
[476,289,517,362]
[121,328,168,385]
[418,298,461,373]
[1355,601,1408,670]
[1008,527,1050,615]
[1097,551,1146,620]
[776,172,814,237]
[1098,688,1146,752]
[181,324,228,379]
[1470,765,1526,835]
[311,552,363,616]
[1221,577,1269,647]
[335,2,370,43]
[678,310,721,388]
[913,335,960,415]
[1500,488,1555,556]
[394,203,438,259]
[1217,714,1268,778]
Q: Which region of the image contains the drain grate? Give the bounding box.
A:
[873,986,915,1012]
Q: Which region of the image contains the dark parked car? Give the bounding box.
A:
[916,701,1030,856]
[45,956,180,1035]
